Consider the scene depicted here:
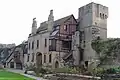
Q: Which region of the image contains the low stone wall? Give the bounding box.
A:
[56,73,101,79]
[44,73,101,80]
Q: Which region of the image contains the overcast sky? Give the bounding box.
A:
[0,0,119,45]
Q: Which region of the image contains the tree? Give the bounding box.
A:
[91,38,120,67]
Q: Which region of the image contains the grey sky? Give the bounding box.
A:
[0,0,119,45]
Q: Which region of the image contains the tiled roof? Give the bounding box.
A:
[37,14,73,32]
[53,14,72,27]
[37,21,48,32]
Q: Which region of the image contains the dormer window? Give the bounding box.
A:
[64,25,67,31]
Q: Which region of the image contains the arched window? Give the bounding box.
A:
[55,61,59,68]
[103,14,104,19]
[97,36,100,40]
[105,15,107,19]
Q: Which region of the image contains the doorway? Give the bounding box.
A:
[55,61,59,68]
[36,52,42,67]
[10,62,14,68]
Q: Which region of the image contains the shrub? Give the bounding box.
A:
[33,66,48,74]
[53,67,79,74]
[39,73,44,77]
[91,67,106,76]
[38,67,47,74]
[24,63,49,77]
[69,67,79,74]
[106,68,116,74]
[24,63,35,71]
[92,67,120,76]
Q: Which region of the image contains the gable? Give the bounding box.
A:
[64,15,77,25]
[37,15,76,33]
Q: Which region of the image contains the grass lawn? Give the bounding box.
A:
[0,70,35,80]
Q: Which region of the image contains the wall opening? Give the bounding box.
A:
[36,52,42,67]
[55,61,59,68]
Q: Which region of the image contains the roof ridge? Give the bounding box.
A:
[37,14,74,33]
[54,14,73,22]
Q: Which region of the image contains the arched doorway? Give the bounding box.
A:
[55,61,59,68]
[36,52,42,67]
[10,62,14,68]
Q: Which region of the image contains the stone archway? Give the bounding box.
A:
[55,61,59,68]
[36,52,42,67]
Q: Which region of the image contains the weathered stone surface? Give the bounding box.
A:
[27,71,35,75]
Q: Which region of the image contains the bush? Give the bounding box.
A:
[39,73,44,77]
[91,67,120,76]
[69,67,79,74]
[53,67,79,74]
[33,67,48,74]
[91,68,106,76]
[24,63,35,71]
[24,63,51,77]
[38,67,47,74]
[106,68,116,74]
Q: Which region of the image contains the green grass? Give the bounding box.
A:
[0,70,35,80]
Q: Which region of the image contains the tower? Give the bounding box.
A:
[78,2,108,67]
[32,18,37,34]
